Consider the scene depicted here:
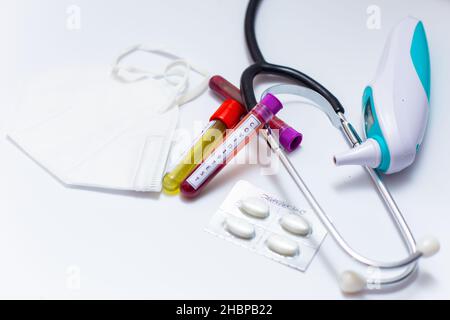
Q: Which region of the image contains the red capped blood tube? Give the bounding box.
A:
[180,94,283,198]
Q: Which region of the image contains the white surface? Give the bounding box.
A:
[0,0,449,299]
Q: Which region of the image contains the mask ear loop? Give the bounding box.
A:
[111,44,184,82]
[172,65,210,106]
[161,59,191,111]
[111,44,210,110]
[162,57,210,106]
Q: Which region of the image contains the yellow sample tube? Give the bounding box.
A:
[163,99,245,195]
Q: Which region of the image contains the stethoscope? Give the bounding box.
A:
[239,0,439,293]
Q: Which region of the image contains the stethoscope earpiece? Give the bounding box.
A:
[339,271,366,294]
[338,236,439,294]
[417,236,440,258]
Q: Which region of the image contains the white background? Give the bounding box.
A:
[0,0,449,299]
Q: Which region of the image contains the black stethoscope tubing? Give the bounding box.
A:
[240,0,344,114]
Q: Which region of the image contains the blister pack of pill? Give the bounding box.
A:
[206,180,327,271]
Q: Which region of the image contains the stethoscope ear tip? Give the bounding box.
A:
[338,271,366,294]
[417,236,440,258]
[337,236,440,295]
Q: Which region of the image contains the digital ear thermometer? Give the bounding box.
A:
[334,17,430,174]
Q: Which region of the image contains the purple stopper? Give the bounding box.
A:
[279,127,303,152]
[261,93,283,115]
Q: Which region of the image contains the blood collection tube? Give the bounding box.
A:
[180,94,283,198]
[163,99,246,195]
[209,75,243,103]
[209,75,302,152]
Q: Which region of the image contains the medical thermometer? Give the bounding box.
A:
[334,17,430,174]
[163,99,246,195]
[210,75,302,152]
[180,94,283,198]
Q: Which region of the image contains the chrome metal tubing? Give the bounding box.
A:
[262,122,420,287]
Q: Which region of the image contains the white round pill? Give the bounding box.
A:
[225,216,256,240]
[239,197,270,219]
[266,234,299,257]
[280,214,311,236]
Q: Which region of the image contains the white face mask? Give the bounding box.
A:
[8,45,209,192]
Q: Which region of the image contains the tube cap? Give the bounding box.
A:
[261,93,283,115]
[210,99,246,129]
[279,127,303,152]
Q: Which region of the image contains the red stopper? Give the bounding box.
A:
[210,99,246,129]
